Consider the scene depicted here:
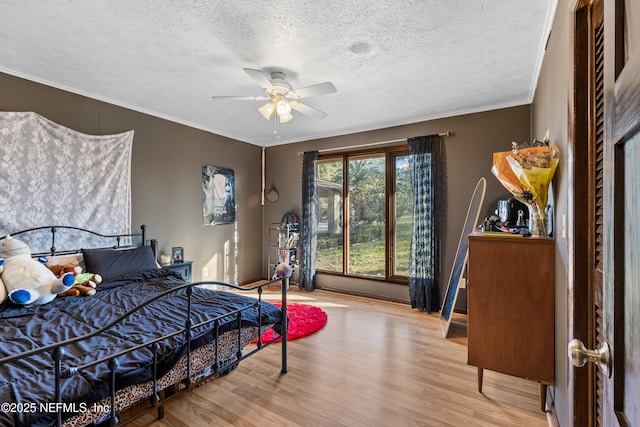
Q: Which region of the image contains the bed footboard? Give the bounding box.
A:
[0,277,288,427]
[112,276,289,426]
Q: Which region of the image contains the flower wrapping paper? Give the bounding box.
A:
[491,142,559,235]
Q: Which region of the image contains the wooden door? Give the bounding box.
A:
[570,0,640,424]
[602,0,640,424]
[570,1,605,424]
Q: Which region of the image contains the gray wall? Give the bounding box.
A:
[264,105,531,306]
[1,68,531,303]
[2,41,572,419]
[531,0,571,424]
[0,72,264,284]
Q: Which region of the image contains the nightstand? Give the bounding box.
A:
[162,260,193,282]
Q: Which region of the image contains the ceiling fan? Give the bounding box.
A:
[212,68,337,123]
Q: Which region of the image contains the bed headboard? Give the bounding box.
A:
[0,225,157,257]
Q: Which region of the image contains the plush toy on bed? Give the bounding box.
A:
[70,272,103,296]
[47,264,103,297]
[0,235,75,306]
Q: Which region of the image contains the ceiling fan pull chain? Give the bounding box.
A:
[273,114,280,139]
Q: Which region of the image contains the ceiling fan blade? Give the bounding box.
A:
[211,95,269,101]
[291,101,328,120]
[289,82,337,99]
[243,68,273,90]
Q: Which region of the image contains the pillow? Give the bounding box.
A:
[82,245,158,281]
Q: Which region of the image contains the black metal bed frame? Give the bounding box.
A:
[0,225,288,426]
[0,224,152,256]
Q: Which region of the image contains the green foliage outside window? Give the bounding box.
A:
[316,152,414,280]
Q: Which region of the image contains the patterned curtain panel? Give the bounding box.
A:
[300,151,318,291]
[407,135,443,312]
[0,112,133,252]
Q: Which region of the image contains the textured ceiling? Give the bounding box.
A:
[0,1,557,146]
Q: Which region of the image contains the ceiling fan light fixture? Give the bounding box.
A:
[279,112,293,123]
[258,102,275,120]
[276,99,292,117]
[213,68,334,128]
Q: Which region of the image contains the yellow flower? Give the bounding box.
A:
[491,142,559,236]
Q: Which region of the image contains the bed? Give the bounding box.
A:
[0,225,288,427]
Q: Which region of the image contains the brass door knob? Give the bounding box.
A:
[568,338,611,377]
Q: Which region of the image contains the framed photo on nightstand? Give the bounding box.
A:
[171,247,184,264]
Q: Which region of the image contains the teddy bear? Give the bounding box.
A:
[0,235,75,306]
[47,264,103,297]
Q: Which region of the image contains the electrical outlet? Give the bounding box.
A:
[459,277,467,289]
[202,267,209,278]
[561,214,567,239]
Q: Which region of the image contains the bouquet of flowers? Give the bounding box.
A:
[491,133,559,237]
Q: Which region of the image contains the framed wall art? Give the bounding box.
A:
[171,246,184,264]
[202,165,236,225]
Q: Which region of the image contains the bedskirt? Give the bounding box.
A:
[63,324,271,426]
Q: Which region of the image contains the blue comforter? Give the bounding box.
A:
[0,269,281,426]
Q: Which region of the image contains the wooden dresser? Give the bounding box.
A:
[467,232,555,411]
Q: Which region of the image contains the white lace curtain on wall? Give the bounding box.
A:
[0,112,133,253]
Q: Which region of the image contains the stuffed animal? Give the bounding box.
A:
[272,262,294,291]
[57,281,96,297]
[0,235,74,306]
[47,263,81,277]
[273,262,294,279]
[48,264,102,297]
[75,272,102,289]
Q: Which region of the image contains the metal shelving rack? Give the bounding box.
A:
[268,222,300,284]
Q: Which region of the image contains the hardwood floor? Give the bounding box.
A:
[129,287,550,427]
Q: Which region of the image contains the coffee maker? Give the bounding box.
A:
[496,198,529,227]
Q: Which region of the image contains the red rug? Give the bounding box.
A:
[255,302,328,343]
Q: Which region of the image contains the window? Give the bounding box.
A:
[348,154,385,276]
[393,154,413,277]
[316,159,343,272]
[316,148,414,281]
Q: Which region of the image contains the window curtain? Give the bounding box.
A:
[407,135,443,312]
[300,151,318,291]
